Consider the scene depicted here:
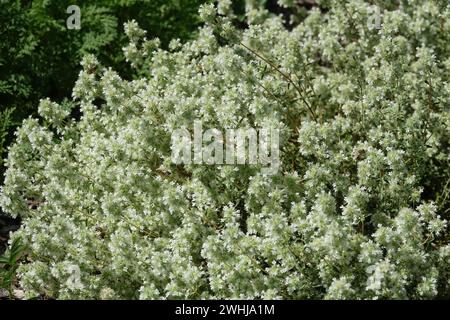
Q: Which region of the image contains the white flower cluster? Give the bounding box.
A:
[1,0,449,299]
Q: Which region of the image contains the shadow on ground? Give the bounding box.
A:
[0,215,20,254]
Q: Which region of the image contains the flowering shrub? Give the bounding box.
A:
[1,0,449,299]
[0,0,209,187]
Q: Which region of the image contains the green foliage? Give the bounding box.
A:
[0,236,25,299]
[0,108,15,162]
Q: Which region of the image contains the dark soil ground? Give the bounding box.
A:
[0,215,20,254]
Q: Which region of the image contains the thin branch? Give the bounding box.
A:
[239,41,318,122]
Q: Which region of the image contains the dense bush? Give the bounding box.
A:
[0,0,209,185]
[1,0,449,299]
